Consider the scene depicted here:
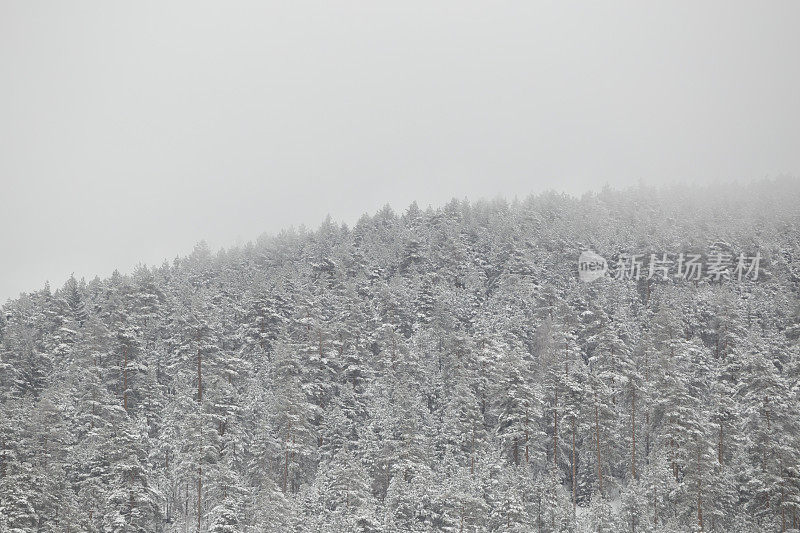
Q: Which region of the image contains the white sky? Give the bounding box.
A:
[2,1,799,301]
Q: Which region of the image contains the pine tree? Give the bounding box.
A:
[103,419,162,532]
[273,342,316,493]
[494,341,545,468]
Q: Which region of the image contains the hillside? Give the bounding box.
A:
[1,179,800,532]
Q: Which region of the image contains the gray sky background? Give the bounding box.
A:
[1,1,799,302]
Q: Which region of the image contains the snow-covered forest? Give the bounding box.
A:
[1,179,800,533]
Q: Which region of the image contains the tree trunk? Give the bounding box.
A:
[197,347,202,403]
[572,417,577,512]
[595,393,603,494]
[513,436,519,465]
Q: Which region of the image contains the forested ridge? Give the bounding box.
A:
[1,179,800,532]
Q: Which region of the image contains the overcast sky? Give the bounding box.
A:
[1,1,799,302]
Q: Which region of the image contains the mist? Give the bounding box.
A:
[2,1,799,301]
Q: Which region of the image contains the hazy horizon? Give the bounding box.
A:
[4,176,796,301]
[3,1,799,302]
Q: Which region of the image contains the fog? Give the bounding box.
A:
[1,1,799,301]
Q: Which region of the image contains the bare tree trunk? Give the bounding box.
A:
[197,348,202,403]
[595,392,603,494]
[513,436,519,465]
